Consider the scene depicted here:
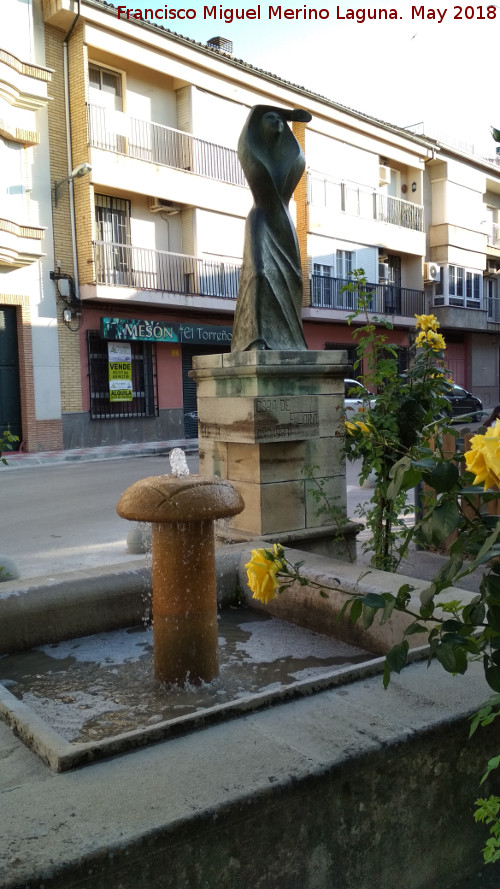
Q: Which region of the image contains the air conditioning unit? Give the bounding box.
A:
[379,165,391,186]
[424,262,441,283]
[378,262,389,282]
[149,197,180,214]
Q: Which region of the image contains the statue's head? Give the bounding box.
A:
[261,111,285,138]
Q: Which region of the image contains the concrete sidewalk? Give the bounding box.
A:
[0,437,198,469]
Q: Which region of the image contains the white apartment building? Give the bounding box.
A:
[1,0,63,452]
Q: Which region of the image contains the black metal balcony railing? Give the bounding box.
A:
[311,274,425,316]
[87,105,247,188]
[93,241,241,299]
[308,172,424,233]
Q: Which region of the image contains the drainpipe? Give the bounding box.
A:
[63,0,81,297]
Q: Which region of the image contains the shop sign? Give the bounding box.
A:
[101,317,232,345]
[108,342,133,402]
[102,317,180,342]
[179,324,232,344]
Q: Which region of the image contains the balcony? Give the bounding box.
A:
[93,241,241,299]
[310,274,425,316]
[87,105,247,188]
[308,172,424,232]
[0,217,45,267]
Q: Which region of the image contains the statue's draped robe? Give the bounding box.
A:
[231,106,309,352]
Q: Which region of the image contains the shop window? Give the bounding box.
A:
[87,331,157,419]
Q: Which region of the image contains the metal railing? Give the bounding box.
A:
[487,223,500,248]
[308,171,424,232]
[93,241,241,299]
[87,104,247,188]
[310,274,425,315]
[375,193,423,230]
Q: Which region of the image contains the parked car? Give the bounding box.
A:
[443,384,483,422]
[344,379,375,413]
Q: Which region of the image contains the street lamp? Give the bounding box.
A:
[53,162,92,207]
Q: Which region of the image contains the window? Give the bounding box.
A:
[94,195,131,286]
[325,341,357,375]
[447,265,481,308]
[89,64,123,111]
[336,250,353,280]
[87,331,157,420]
[312,263,335,307]
[0,139,27,224]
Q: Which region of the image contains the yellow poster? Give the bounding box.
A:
[108,343,133,402]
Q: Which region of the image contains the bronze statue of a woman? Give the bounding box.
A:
[231,105,312,352]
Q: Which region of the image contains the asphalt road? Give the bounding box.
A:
[0,452,375,581]
[0,452,200,580]
[0,418,486,583]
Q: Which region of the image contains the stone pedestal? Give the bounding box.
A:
[190,351,359,558]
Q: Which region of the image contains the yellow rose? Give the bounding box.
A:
[415,313,439,332]
[245,547,284,603]
[415,329,446,351]
[345,419,370,435]
[426,331,446,351]
[465,421,500,490]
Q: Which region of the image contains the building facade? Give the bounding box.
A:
[424,141,500,408]
[32,0,500,451]
[1,0,63,452]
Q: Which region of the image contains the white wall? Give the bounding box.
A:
[130,195,182,254]
[0,0,62,422]
[125,74,177,127]
[190,88,249,151]
[195,208,245,260]
[306,129,378,186]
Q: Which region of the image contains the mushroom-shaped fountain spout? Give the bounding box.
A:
[117,475,244,685]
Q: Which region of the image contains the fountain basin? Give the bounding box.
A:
[0,544,480,772]
[0,545,496,889]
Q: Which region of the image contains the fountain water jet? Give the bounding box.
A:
[116,457,244,685]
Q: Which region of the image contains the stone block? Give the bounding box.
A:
[304,475,347,529]
[198,439,228,478]
[228,480,305,535]
[225,437,345,485]
[197,394,343,445]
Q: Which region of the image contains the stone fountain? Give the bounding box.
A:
[116,449,244,684]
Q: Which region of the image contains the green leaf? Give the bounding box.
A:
[428,461,460,493]
[420,583,436,607]
[404,623,428,636]
[361,605,377,630]
[360,593,387,610]
[385,640,409,675]
[462,601,486,627]
[436,642,468,674]
[485,665,500,693]
[420,500,461,546]
[441,619,464,633]
[349,598,362,624]
[380,596,397,625]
